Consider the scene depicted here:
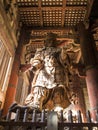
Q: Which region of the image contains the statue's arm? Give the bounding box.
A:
[20,64,32,72]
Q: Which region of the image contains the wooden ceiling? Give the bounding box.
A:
[16,0,93,40]
[17,0,88,27]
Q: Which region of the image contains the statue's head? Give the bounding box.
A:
[44,32,58,47]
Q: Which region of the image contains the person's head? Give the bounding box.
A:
[44,32,58,47]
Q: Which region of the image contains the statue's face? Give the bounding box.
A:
[45,39,56,47]
[45,32,57,47]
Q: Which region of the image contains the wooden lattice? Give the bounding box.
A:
[16,0,88,27]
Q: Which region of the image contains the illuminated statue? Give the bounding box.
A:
[24,32,71,110]
[10,32,82,112]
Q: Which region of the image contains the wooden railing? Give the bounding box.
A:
[0,109,98,130]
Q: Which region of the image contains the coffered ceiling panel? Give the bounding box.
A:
[16,0,88,27]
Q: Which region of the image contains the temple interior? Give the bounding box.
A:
[0,0,98,129]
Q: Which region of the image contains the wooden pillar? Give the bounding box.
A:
[3,27,28,115]
[86,68,98,121]
[71,74,86,122]
[3,50,20,115]
[78,22,98,121]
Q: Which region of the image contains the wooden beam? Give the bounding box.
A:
[29,35,75,41]
[25,26,74,31]
[38,0,43,27]
[19,6,87,11]
[61,0,66,27]
[85,0,94,20]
